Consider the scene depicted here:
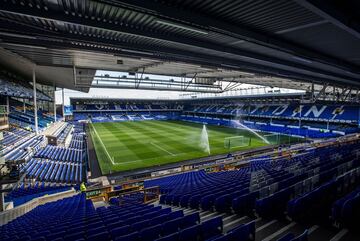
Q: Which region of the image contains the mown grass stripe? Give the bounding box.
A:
[90,120,289,174]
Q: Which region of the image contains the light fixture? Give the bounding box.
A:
[221,63,239,69]
[292,56,312,64]
[4,43,47,50]
[121,48,154,56]
[0,32,37,39]
[156,20,208,35]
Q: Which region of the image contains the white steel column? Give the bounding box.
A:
[53,83,57,122]
[33,67,38,134]
[6,96,9,113]
[62,88,65,120]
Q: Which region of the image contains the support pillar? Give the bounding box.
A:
[33,67,38,134]
[299,105,302,128]
[23,98,26,113]
[53,84,57,122]
[62,88,65,120]
[6,96,9,113]
[311,82,315,102]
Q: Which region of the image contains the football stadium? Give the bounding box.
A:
[1,1,360,241]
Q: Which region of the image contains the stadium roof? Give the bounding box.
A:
[0,0,359,93]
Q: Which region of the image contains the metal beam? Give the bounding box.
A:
[53,82,56,122]
[313,82,329,102]
[184,73,197,91]
[338,87,350,102]
[82,81,222,93]
[0,18,359,87]
[226,83,243,92]
[295,0,360,40]
[62,88,65,119]
[98,0,359,73]
[32,66,38,134]
[93,75,220,89]
[0,4,359,83]
[129,61,165,73]
[0,32,357,89]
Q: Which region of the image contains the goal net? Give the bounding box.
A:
[224,136,250,149]
[263,134,280,144]
[263,133,302,145]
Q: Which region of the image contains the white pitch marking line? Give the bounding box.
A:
[150,142,175,156]
[256,219,278,232]
[329,229,349,241]
[261,222,296,241]
[308,225,319,234]
[113,160,139,165]
[91,123,114,165]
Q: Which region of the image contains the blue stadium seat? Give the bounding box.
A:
[155,232,179,241]
[139,224,162,241]
[179,225,200,241]
[111,225,131,239]
[114,232,139,241]
[201,216,223,240]
[87,232,110,241]
[225,221,255,241]
[162,217,183,236]
[179,212,199,229]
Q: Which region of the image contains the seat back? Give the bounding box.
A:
[181,212,200,228]
[179,224,200,241]
[200,216,223,240]
[139,224,162,241]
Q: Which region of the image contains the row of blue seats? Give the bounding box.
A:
[74,103,180,111]
[1,128,30,146]
[4,135,44,161]
[233,150,358,217]
[0,77,51,100]
[258,164,360,220]
[73,123,85,133]
[245,122,338,138]
[69,133,85,149]
[5,185,72,207]
[10,110,51,128]
[184,104,357,121]
[0,194,252,241]
[35,145,83,163]
[73,112,178,121]
[23,159,82,184]
[152,143,360,220]
[5,183,70,199]
[57,124,73,143]
[180,115,342,138]
[332,187,360,229]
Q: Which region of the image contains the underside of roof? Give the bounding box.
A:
[0,0,359,93]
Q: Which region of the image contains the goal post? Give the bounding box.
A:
[224,136,250,149]
[263,133,297,145]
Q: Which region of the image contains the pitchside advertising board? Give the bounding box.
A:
[64,105,73,116]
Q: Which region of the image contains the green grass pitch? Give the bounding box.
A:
[89,120,292,174]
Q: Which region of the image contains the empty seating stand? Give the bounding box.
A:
[0,194,249,241]
[4,183,72,206]
[20,131,86,185]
